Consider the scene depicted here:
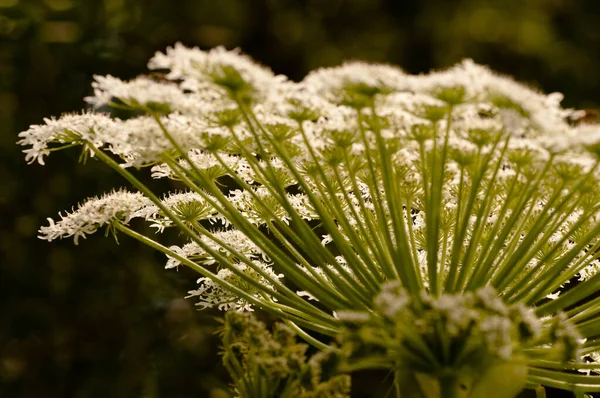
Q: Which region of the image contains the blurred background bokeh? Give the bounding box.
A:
[1,0,599,397]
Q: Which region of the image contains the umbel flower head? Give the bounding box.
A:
[18,44,600,396]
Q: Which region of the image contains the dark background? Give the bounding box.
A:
[1,0,599,397]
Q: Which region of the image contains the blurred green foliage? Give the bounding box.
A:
[1,0,598,396]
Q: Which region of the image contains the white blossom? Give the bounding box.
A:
[17,112,115,165]
[303,61,409,102]
[39,190,153,244]
[148,43,286,101]
[166,229,265,268]
[186,260,282,311]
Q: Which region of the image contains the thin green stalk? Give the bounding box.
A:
[504,199,596,302]
[283,320,331,351]
[343,148,395,281]
[290,120,382,292]
[466,167,522,290]
[493,159,599,292]
[234,101,368,291]
[445,146,486,292]
[522,222,600,306]
[115,222,338,335]
[535,270,600,316]
[208,149,350,309]
[493,179,572,290]
[405,197,422,273]
[527,367,600,392]
[367,103,423,291]
[288,140,382,291]
[214,126,365,306]
[426,108,454,296]
[330,163,386,284]
[454,137,508,291]
[355,112,407,282]
[479,156,555,287]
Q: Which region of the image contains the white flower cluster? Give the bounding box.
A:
[38,190,153,244]
[166,229,266,269]
[18,112,115,165]
[148,43,286,100]
[186,260,282,311]
[21,44,600,391]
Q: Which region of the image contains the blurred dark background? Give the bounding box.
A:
[1,0,599,397]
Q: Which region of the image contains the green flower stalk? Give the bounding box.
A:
[18,44,600,396]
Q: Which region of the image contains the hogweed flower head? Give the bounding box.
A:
[19,44,600,396]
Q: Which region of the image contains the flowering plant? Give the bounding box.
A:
[19,44,600,397]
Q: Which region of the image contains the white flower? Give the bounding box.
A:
[148,43,286,101]
[413,59,572,137]
[39,190,153,244]
[137,191,221,232]
[186,260,282,311]
[573,124,600,149]
[303,61,409,102]
[150,149,247,180]
[296,291,318,301]
[108,114,207,167]
[17,112,115,165]
[166,229,265,268]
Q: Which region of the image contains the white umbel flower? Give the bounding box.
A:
[303,61,409,102]
[166,229,266,268]
[186,260,282,311]
[148,43,286,101]
[17,112,115,165]
[39,190,153,244]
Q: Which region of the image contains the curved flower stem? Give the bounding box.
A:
[114,222,338,335]
[282,320,332,351]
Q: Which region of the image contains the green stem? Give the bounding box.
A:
[439,374,460,398]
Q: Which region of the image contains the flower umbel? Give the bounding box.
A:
[20,44,600,396]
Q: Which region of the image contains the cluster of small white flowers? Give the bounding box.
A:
[303,61,409,102]
[573,124,600,152]
[343,284,549,371]
[373,281,410,319]
[578,259,600,281]
[226,188,320,225]
[39,190,154,244]
[144,191,221,232]
[186,260,282,311]
[112,114,208,167]
[166,229,266,268]
[85,75,206,114]
[148,43,286,101]
[150,149,246,180]
[17,112,116,165]
[410,59,577,138]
